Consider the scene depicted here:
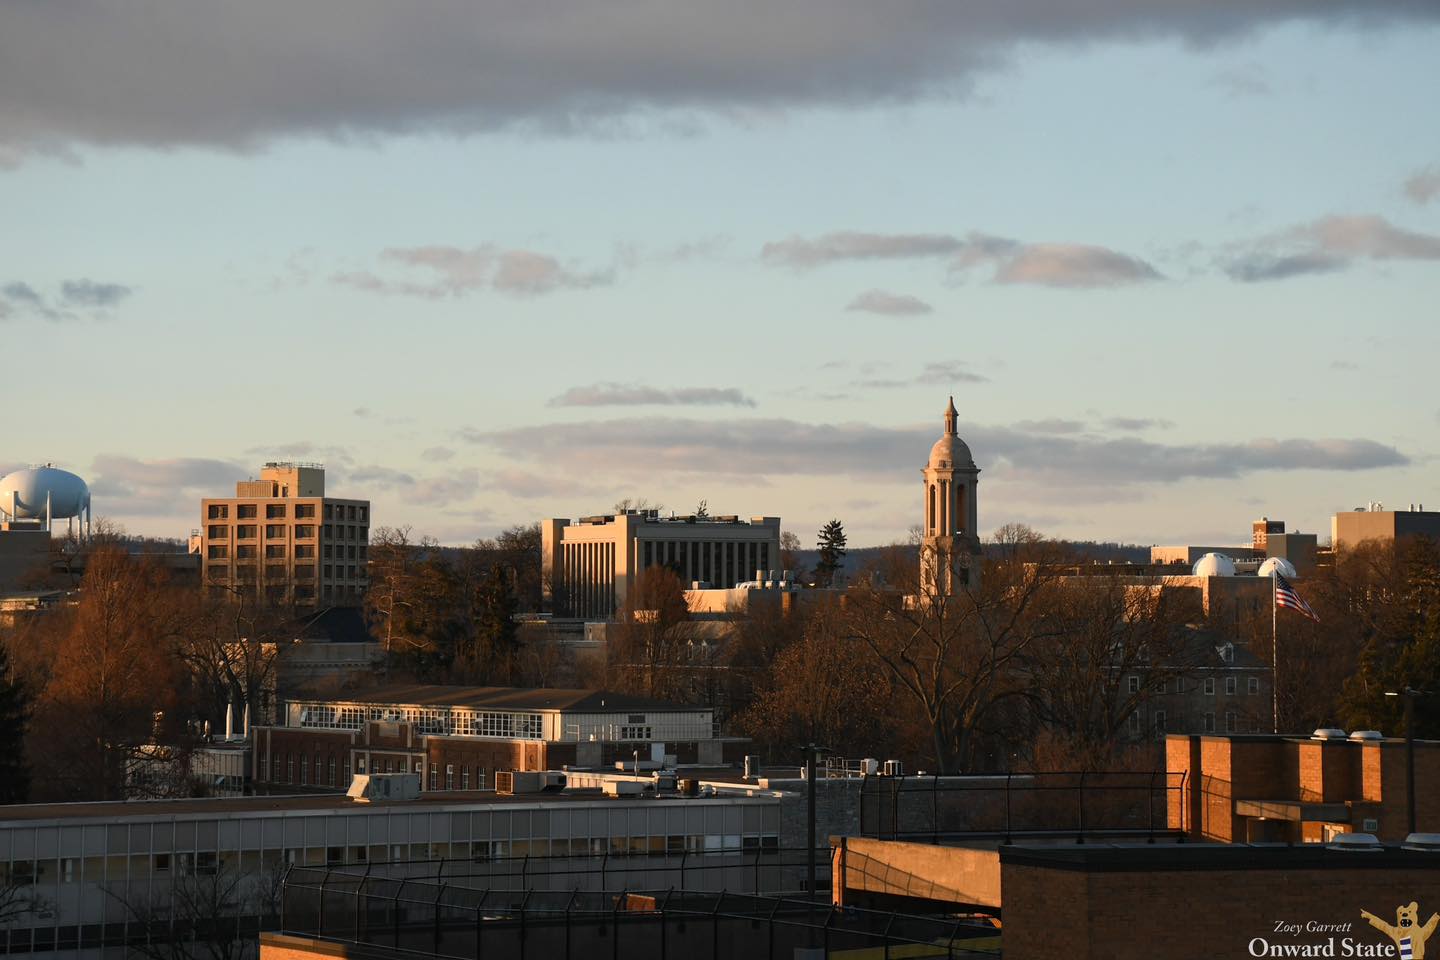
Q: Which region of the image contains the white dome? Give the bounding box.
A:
[1256,557,1298,579]
[1192,552,1236,577]
[0,465,91,520]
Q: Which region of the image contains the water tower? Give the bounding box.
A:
[0,464,92,538]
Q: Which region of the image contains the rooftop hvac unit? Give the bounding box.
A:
[496,771,567,795]
[860,758,879,777]
[882,760,905,778]
[603,780,645,797]
[347,773,421,803]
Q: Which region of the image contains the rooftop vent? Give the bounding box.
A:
[1311,728,1348,741]
[1348,730,1384,742]
[1402,833,1440,852]
[1327,833,1383,852]
[347,773,420,803]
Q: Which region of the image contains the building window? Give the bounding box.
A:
[1154,710,1167,736]
[1225,712,1237,733]
[461,767,470,790]
[296,504,316,519]
[207,545,228,559]
[1204,678,1215,696]
[445,764,455,790]
[237,525,257,539]
[1128,713,1141,734]
[286,754,294,782]
[266,524,286,539]
[237,504,257,519]
[207,524,228,539]
[295,544,315,559]
[1249,677,1260,695]
[300,755,309,785]
[153,853,170,873]
[236,544,257,559]
[1203,712,1216,733]
[1225,677,1237,696]
[1127,676,1140,694]
[207,504,229,520]
[265,544,286,559]
[328,757,336,786]
[266,504,287,519]
[295,525,315,539]
[428,767,438,791]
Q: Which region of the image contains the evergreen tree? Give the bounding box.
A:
[0,641,28,804]
[814,519,848,588]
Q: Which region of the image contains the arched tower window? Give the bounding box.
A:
[956,486,966,535]
[928,484,936,533]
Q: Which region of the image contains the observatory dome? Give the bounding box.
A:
[0,465,91,520]
[1256,557,1298,579]
[1192,552,1236,577]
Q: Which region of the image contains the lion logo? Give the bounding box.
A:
[1361,902,1440,959]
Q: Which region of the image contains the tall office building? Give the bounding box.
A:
[200,462,369,606]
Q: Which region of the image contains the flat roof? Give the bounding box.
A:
[0,788,775,825]
[1000,841,1440,872]
[297,684,706,714]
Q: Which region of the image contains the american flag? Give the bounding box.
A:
[1274,573,1319,622]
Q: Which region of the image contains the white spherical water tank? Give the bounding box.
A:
[1192,552,1236,577]
[1256,557,1298,579]
[0,465,91,521]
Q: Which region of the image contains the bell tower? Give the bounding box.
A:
[921,396,981,595]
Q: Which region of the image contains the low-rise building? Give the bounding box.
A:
[249,685,749,794]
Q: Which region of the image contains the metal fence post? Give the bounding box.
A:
[355,863,372,944]
[1076,771,1087,844]
[932,774,939,843]
[432,882,446,957]
[317,870,329,936]
[1148,769,1158,843]
[1004,772,1013,844]
[393,878,405,949]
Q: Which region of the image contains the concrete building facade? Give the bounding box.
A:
[1333,505,1440,553]
[541,512,780,618]
[199,463,369,607]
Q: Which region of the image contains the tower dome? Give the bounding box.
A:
[1257,557,1298,579]
[1192,552,1237,577]
[927,396,974,468]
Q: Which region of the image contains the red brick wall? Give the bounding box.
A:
[1004,860,1440,960]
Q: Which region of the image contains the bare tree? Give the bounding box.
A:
[609,566,692,699]
[845,535,1067,773]
[106,863,251,960]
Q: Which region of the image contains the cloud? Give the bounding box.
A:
[421,446,456,462]
[1103,417,1173,432]
[1013,419,1087,434]
[483,468,595,500]
[763,233,963,269]
[764,230,1160,288]
[1404,166,1440,205]
[90,455,247,517]
[846,290,933,315]
[1211,63,1270,98]
[4,3,1432,157]
[1,278,133,320]
[1224,214,1440,282]
[1330,360,1359,371]
[353,407,375,419]
[549,383,756,407]
[347,463,479,507]
[61,279,132,308]
[465,416,1408,488]
[1224,251,1348,282]
[917,362,987,385]
[335,245,611,299]
[987,244,1162,288]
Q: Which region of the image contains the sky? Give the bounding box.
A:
[2,2,1438,549]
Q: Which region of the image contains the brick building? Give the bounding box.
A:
[1167,731,1440,843]
[250,685,750,793]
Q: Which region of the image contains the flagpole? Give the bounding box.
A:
[1271,570,1279,733]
